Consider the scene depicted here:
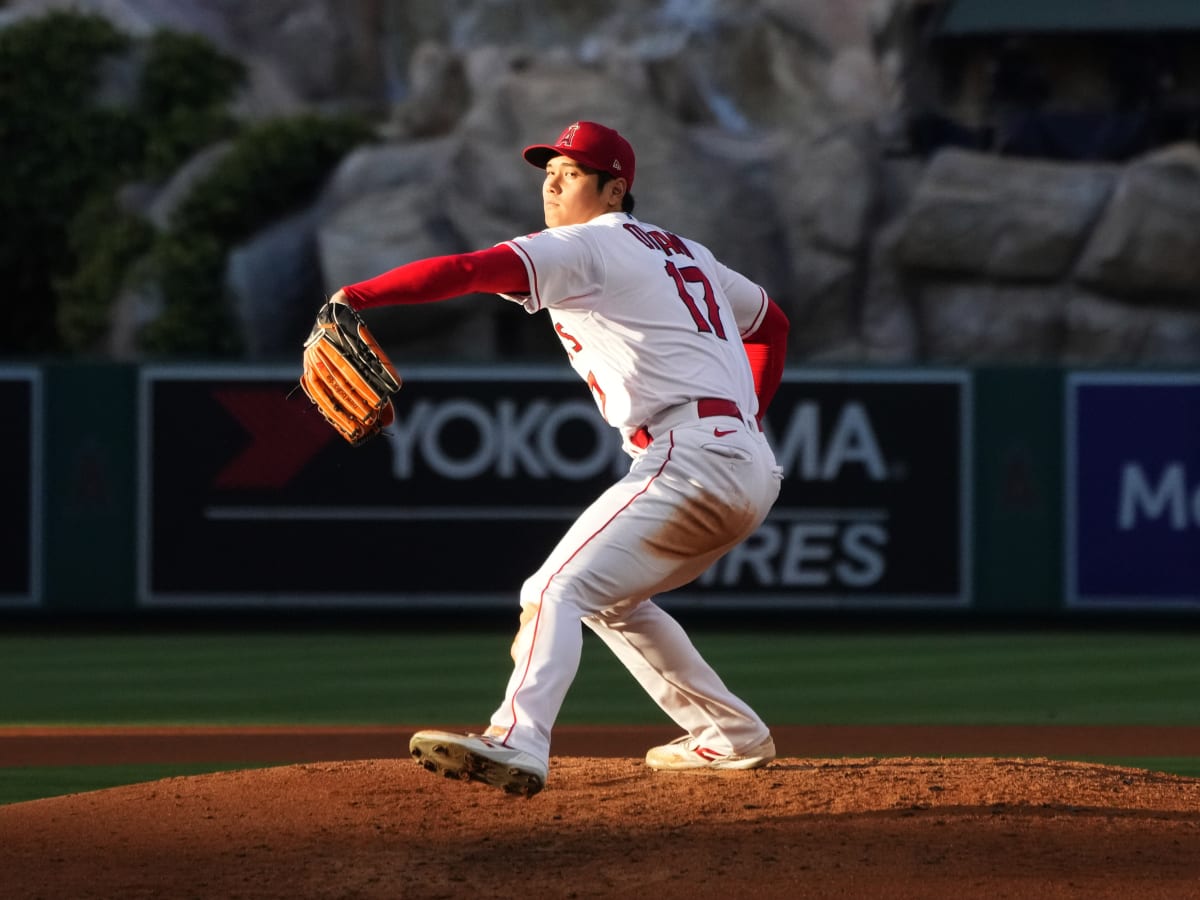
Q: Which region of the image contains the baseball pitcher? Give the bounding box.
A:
[301,121,789,796]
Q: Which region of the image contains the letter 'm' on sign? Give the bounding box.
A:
[1119,462,1187,530]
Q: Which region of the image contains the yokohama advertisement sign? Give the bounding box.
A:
[139,366,970,609]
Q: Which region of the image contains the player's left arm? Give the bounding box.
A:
[713,259,789,422]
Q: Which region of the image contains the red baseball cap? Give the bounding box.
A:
[523,121,636,188]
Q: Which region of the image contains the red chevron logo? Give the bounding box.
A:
[212,388,335,489]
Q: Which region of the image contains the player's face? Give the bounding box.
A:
[541,156,622,227]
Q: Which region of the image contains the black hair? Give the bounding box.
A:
[591,169,636,214]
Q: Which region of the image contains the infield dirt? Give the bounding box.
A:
[2,726,1199,898]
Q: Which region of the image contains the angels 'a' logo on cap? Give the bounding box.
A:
[557,123,580,148]
[611,158,622,171]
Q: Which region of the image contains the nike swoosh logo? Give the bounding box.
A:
[713,427,736,437]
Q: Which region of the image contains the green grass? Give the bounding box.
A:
[1,630,513,725]
[2,627,1198,804]
[694,631,1200,726]
[4,629,1199,726]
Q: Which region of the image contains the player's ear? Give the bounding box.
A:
[608,177,627,207]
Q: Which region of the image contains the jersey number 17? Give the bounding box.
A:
[666,262,727,340]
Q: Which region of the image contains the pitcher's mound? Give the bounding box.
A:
[2,756,1199,899]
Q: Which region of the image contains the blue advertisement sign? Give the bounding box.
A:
[1067,373,1200,607]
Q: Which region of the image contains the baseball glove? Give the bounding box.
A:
[300,298,402,446]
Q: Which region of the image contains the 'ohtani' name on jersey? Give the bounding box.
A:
[623,223,694,259]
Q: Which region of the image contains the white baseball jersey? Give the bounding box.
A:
[480,212,782,767]
[500,212,770,455]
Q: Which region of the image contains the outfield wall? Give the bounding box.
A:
[4,363,1197,616]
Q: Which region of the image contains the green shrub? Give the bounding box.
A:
[137,30,244,177]
[169,115,374,239]
[140,232,239,356]
[0,11,135,353]
[55,195,155,353]
[1,9,373,357]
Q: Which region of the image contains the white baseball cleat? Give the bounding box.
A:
[645,734,776,771]
[409,729,548,797]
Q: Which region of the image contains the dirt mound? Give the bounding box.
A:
[2,756,1199,899]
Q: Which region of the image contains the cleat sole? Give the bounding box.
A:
[410,733,544,797]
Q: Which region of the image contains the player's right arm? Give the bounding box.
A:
[336,245,530,310]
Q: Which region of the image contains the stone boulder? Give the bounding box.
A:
[918,281,1068,363]
[892,148,1118,281]
[1075,143,1200,302]
[1064,291,1200,364]
[316,144,507,361]
[225,208,324,359]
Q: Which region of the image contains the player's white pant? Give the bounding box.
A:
[487,414,782,766]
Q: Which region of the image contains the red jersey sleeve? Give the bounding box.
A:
[340,244,529,310]
[741,298,789,422]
